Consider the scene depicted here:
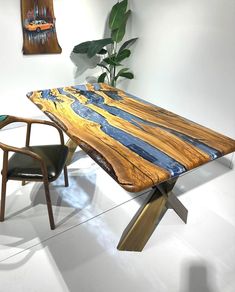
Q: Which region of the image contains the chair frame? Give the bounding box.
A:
[0,116,69,229]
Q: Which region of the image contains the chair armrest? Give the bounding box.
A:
[0,142,49,181]
[0,141,43,162]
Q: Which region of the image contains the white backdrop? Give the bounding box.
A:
[128,0,235,140]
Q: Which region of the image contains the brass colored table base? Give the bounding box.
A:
[117,179,188,252]
[66,139,78,165]
[66,140,187,252]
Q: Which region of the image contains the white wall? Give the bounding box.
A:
[128,0,235,140]
[0,0,116,117]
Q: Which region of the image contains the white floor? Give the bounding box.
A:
[0,125,235,292]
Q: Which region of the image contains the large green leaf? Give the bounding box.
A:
[109,0,128,30]
[73,41,91,54]
[118,37,138,53]
[98,72,107,83]
[114,67,129,80]
[87,38,113,58]
[97,63,110,73]
[118,72,134,79]
[103,57,121,66]
[116,49,131,62]
[73,39,113,57]
[111,10,131,43]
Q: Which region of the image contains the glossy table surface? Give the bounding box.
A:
[27,83,235,193]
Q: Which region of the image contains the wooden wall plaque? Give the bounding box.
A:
[21,0,62,54]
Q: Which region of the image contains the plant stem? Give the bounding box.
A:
[110,41,117,86]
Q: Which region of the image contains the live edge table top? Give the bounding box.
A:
[27,83,235,193]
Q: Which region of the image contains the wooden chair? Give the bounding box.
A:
[0,115,69,230]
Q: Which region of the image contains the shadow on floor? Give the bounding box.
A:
[180,261,219,292]
[0,168,97,262]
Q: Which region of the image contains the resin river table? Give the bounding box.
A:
[27,83,235,251]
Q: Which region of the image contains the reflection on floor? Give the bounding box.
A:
[0,125,235,292]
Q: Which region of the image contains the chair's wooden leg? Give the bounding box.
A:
[63,165,69,187]
[43,182,55,230]
[0,175,7,222]
[1,151,8,222]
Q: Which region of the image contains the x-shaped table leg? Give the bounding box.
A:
[66,139,78,165]
[117,178,188,252]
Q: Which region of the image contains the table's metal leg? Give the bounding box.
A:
[157,179,188,224]
[66,139,77,165]
[117,187,167,251]
[167,193,188,224]
[117,178,188,252]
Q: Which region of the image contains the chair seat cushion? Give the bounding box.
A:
[7,145,68,181]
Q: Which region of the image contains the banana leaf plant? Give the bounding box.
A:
[72,0,137,87]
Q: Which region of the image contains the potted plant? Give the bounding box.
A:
[72,0,138,87]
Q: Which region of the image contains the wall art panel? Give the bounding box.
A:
[21,0,62,54]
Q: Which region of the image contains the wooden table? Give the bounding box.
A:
[27,83,235,251]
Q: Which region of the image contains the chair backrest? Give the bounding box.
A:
[0,115,28,150]
[0,115,65,148]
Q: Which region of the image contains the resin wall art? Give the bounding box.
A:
[21,0,61,54]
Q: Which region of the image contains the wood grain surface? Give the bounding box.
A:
[27,83,235,192]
